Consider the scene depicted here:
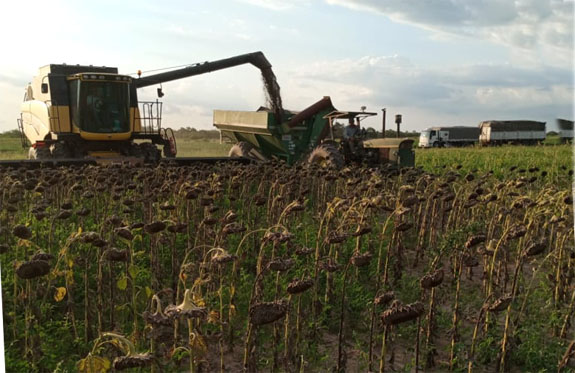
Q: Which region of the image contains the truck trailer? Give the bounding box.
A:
[478,120,546,145]
[418,126,480,148]
[557,119,574,144]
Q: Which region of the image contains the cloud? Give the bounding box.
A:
[282,54,573,130]
[235,0,309,11]
[326,0,573,67]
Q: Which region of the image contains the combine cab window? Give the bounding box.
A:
[70,80,130,133]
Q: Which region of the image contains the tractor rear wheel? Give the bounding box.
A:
[307,144,344,169]
[229,142,259,160]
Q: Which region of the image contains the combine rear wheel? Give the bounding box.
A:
[141,143,161,162]
[28,146,51,160]
[229,141,262,160]
[307,144,344,169]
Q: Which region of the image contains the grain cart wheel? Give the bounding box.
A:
[229,141,260,160]
[28,146,51,160]
[307,144,344,169]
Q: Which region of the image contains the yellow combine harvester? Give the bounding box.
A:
[15,52,281,164]
[19,64,173,162]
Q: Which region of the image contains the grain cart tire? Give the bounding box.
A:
[307,144,344,169]
[229,141,259,160]
[28,146,51,160]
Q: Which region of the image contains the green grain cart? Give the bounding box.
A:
[213,96,415,168]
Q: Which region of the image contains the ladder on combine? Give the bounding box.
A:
[160,128,177,157]
[16,115,29,148]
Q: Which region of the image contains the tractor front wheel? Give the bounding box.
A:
[307,144,344,169]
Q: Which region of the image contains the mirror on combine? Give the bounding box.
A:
[41,83,48,93]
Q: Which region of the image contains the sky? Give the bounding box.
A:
[0,0,573,133]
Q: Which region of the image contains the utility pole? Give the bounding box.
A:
[381,108,386,138]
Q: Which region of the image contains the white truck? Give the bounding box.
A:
[478,120,545,145]
[418,126,480,148]
[557,119,573,144]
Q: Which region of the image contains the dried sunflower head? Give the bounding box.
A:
[287,277,314,295]
[222,222,246,235]
[325,231,349,245]
[16,260,50,279]
[249,300,287,325]
[507,224,527,241]
[524,239,547,257]
[295,246,314,256]
[144,221,166,234]
[351,225,372,237]
[465,234,486,249]
[420,269,444,289]
[113,354,154,371]
[143,295,174,327]
[350,251,373,267]
[488,295,513,313]
[115,227,134,241]
[374,291,395,307]
[31,251,54,262]
[211,250,237,265]
[381,301,424,325]
[103,248,129,262]
[319,258,340,273]
[268,258,295,272]
[395,221,413,232]
[12,224,32,240]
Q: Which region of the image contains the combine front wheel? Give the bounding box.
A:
[28,146,51,160]
[51,143,72,158]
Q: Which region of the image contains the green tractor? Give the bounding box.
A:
[213,96,415,168]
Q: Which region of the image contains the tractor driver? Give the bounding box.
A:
[343,117,359,140]
[343,117,360,154]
